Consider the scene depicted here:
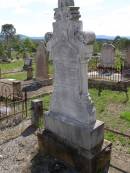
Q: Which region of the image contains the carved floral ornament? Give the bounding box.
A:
[54,7,81,21]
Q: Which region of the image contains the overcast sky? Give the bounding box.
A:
[0,0,130,37]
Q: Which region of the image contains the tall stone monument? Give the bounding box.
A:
[36,42,49,81]
[100,43,115,67]
[39,0,112,172]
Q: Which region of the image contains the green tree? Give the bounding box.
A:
[93,41,102,54]
[113,36,121,47]
[115,49,123,70]
[0,42,4,57]
[113,36,130,50]
[23,38,36,53]
[1,24,16,59]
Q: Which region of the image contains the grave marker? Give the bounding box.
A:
[100,43,115,67]
[39,1,112,172]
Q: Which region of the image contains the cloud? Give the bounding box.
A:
[0,0,129,36]
[86,5,130,36]
[0,0,104,10]
[76,0,104,8]
[0,0,56,9]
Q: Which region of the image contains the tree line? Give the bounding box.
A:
[0,24,38,61]
[0,24,130,62]
[94,36,130,54]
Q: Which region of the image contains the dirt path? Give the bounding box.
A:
[0,120,38,173]
[21,80,53,99]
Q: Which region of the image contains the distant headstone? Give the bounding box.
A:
[0,56,10,63]
[23,57,32,71]
[124,45,130,69]
[36,42,49,81]
[100,43,115,67]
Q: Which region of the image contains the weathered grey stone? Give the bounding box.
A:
[31,99,43,128]
[45,0,104,152]
[58,0,74,8]
[23,57,32,71]
[100,43,115,67]
[47,7,96,126]
[0,79,21,99]
[36,42,49,81]
[27,67,33,80]
[38,131,112,173]
[45,113,104,152]
[38,1,112,172]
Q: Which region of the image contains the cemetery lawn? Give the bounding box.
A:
[0,60,24,72]
[2,72,27,80]
[89,88,130,134]
[0,60,53,80]
[41,90,130,134]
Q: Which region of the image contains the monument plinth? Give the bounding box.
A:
[38,0,112,172]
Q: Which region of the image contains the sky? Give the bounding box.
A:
[0,0,130,37]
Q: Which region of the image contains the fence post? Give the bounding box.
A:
[24,90,28,117]
[27,67,33,80]
[0,68,1,79]
[12,81,21,100]
[31,99,43,128]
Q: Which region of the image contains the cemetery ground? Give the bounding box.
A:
[0,60,130,172]
[0,59,53,80]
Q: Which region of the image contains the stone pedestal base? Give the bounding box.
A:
[45,113,104,152]
[38,130,112,173]
[36,78,53,86]
[27,67,33,80]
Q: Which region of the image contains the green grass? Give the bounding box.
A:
[89,88,130,133]
[0,59,26,80]
[39,89,130,134]
[42,95,51,110]
[2,72,26,80]
[49,62,54,75]
[0,60,24,72]
[105,131,130,150]
[120,111,130,122]
[105,131,116,142]
[0,60,53,80]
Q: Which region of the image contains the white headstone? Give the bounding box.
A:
[45,0,104,151]
[100,43,115,67]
